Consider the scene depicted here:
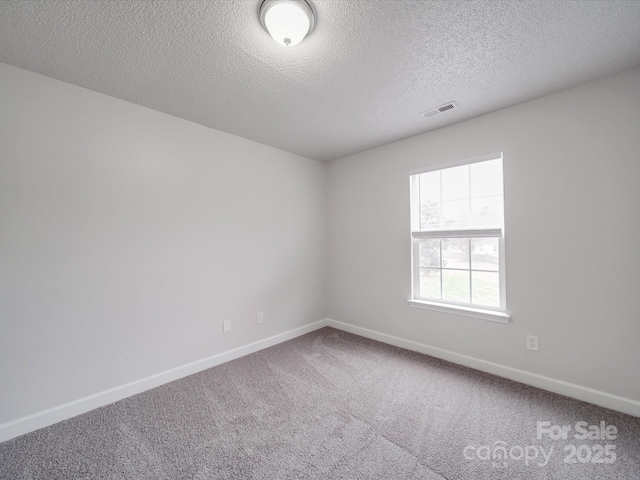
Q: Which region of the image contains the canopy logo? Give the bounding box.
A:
[463,420,618,468]
[463,442,553,468]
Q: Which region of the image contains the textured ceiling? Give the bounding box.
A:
[1,1,640,162]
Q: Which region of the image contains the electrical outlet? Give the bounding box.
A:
[257,312,264,325]
[526,334,539,352]
[223,319,231,333]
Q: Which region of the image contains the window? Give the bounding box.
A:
[409,153,508,321]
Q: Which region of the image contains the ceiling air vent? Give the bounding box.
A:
[420,101,459,118]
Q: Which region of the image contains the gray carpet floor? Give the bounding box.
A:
[1,327,639,479]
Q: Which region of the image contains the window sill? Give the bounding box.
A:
[407,299,510,324]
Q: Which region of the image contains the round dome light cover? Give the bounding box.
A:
[259,0,315,46]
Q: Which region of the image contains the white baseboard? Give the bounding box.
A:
[0,319,329,443]
[326,318,640,418]
[4,317,637,444]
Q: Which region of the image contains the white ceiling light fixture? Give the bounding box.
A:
[259,0,315,46]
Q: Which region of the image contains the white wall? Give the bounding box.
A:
[328,68,640,404]
[0,63,327,425]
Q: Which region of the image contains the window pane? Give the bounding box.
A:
[442,165,470,229]
[419,170,441,201]
[418,239,440,267]
[442,269,470,304]
[470,159,503,227]
[421,199,442,229]
[420,268,441,299]
[441,165,469,202]
[419,171,441,229]
[472,271,500,307]
[470,194,503,227]
[470,159,502,198]
[471,238,499,271]
[442,238,469,269]
[442,197,471,229]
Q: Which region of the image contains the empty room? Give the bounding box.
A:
[1,1,640,479]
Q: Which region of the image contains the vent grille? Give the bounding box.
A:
[420,101,459,118]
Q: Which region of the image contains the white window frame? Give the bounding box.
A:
[408,152,510,323]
